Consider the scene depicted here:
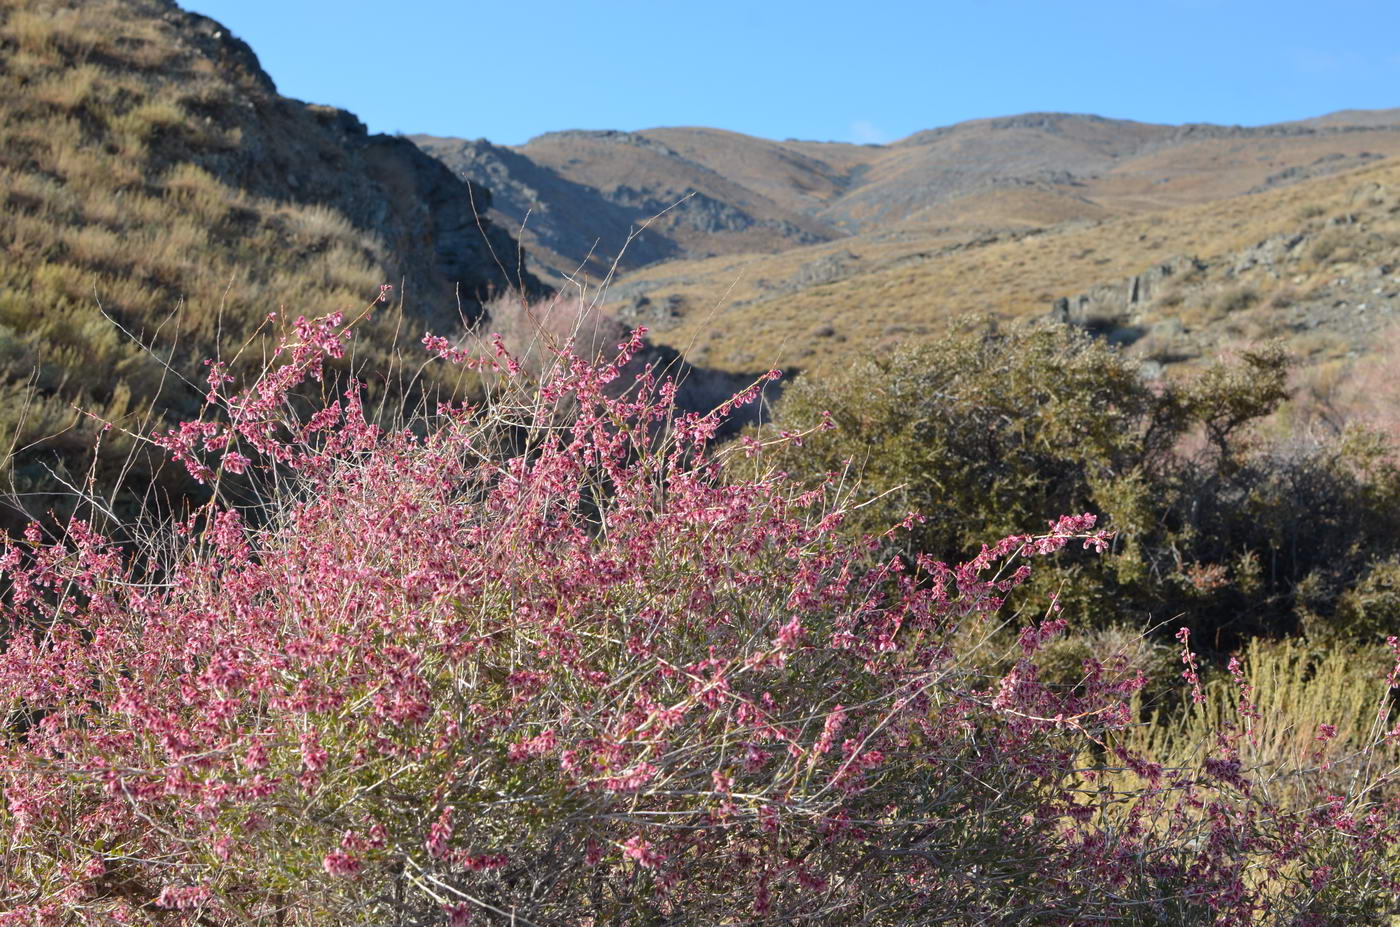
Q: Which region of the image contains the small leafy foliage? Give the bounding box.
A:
[768,322,1400,648]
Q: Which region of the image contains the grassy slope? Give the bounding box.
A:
[610,157,1400,375]
[0,0,526,524]
[418,111,1400,322]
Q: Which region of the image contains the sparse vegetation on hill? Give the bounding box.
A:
[416,111,1400,286]
[1050,179,1400,375]
[1,2,1400,922]
[607,157,1400,386]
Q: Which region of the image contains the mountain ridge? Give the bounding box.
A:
[413,109,1400,283]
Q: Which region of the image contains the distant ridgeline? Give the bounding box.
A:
[413,112,1400,284]
[0,0,540,530]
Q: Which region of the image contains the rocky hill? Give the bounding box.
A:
[412,129,841,283]
[3,0,1397,528]
[599,156,1400,389]
[415,112,1400,283]
[0,0,538,524]
[1044,176,1400,382]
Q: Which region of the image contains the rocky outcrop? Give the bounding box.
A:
[411,129,842,282]
[1048,181,1400,372]
[410,137,681,280]
[1246,152,1387,194]
[411,109,1400,288]
[154,0,541,322]
[1048,256,1205,331]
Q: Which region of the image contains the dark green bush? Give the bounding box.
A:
[764,320,1400,650]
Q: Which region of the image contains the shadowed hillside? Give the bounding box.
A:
[413,129,841,284]
[0,0,538,526]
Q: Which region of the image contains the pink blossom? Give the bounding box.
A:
[621,834,665,868]
[321,850,360,877]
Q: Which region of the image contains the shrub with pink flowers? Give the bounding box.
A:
[2,305,1400,925]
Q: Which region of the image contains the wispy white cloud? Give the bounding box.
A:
[848,119,889,145]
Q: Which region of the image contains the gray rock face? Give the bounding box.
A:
[411,129,843,282]
[1246,152,1386,194]
[412,137,684,279]
[530,128,684,157]
[614,293,688,330]
[608,186,757,234]
[754,250,864,297]
[1049,256,1205,330]
[1048,181,1400,369]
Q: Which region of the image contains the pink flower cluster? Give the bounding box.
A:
[1,306,1397,924]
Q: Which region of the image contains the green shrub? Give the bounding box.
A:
[1302,557,1400,642]
[765,321,1400,651]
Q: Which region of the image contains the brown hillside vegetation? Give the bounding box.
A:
[416,111,1400,285]
[7,6,1400,923]
[603,156,1400,381]
[832,112,1400,227]
[0,0,532,525]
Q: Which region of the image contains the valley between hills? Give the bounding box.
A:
[413,114,1400,392]
[1,0,1398,522]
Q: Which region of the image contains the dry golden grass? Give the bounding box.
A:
[1087,132,1400,209]
[902,185,1118,229]
[0,0,491,526]
[613,157,1400,375]
[1105,637,1398,809]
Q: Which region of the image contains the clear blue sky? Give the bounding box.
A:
[186,1,1400,146]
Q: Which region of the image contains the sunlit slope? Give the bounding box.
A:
[421,110,1400,286]
[607,157,1400,375]
[832,113,1400,228]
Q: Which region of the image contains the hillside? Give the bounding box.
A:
[412,129,841,283]
[0,0,537,525]
[601,156,1400,382]
[7,6,1400,923]
[2,0,1396,522]
[414,111,1400,283]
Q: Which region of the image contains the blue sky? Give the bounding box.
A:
[186,1,1400,146]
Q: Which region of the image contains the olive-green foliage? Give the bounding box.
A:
[1333,558,1400,642]
[1033,623,1180,695]
[770,322,1179,560]
[0,0,484,530]
[766,321,1400,649]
